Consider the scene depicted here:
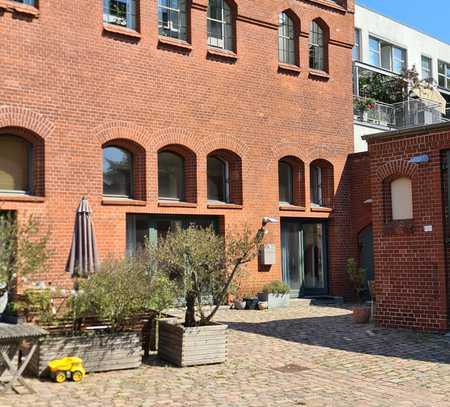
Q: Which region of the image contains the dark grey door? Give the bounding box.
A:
[358,225,374,285]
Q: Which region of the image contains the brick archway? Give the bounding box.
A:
[375,160,418,182]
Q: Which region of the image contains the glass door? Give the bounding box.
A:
[281,219,328,297]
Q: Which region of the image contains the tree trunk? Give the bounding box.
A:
[185,290,196,327]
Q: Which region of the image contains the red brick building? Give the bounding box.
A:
[356,122,450,331]
[0,0,355,297]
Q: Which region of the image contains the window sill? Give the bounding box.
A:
[103,24,141,39]
[158,201,197,208]
[207,202,243,210]
[102,197,146,206]
[207,47,238,61]
[158,36,192,51]
[278,63,301,74]
[310,206,333,213]
[0,0,39,16]
[279,204,306,212]
[0,194,44,203]
[309,69,330,80]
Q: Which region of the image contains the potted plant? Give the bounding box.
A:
[242,292,259,310]
[0,213,51,322]
[353,97,376,121]
[346,258,369,324]
[153,226,264,367]
[28,256,177,377]
[257,281,290,309]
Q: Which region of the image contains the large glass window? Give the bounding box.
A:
[352,28,361,61]
[421,56,433,81]
[0,135,32,194]
[279,161,293,204]
[103,146,133,197]
[207,0,234,51]
[309,21,325,71]
[158,0,188,41]
[310,165,323,206]
[278,12,297,65]
[369,36,406,74]
[158,151,185,200]
[439,60,450,89]
[207,156,229,202]
[103,0,137,30]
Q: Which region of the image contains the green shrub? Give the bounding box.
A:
[14,288,55,324]
[346,258,366,303]
[261,281,290,295]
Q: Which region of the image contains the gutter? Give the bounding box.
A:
[362,121,450,142]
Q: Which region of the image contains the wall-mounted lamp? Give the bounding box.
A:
[262,217,279,226]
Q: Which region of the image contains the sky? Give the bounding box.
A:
[357,0,450,44]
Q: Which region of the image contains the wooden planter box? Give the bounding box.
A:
[158,320,227,367]
[257,293,289,309]
[28,331,142,377]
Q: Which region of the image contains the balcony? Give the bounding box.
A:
[354,96,449,130]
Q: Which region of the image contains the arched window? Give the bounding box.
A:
[207,0,234,51]
[103,0,137,30]
[158,151,185,200]
[103,146,133,197]
[158,0,188,41]
[208,156,229,202]
[310,159,334,208]
[391,177,413,220]
[309,20,325,71]
[278,12,297,65]
[0,135,32,194]
[279,160,293,204]
[310,164,323,206]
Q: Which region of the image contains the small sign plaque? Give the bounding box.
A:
[409,154,429,164]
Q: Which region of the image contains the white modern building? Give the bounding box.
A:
[353,4,450,152]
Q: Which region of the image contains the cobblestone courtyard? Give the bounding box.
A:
[1,303,450,407]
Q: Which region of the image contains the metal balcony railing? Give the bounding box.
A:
[354,96,448,130]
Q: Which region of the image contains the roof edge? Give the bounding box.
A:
[362,122,450,143]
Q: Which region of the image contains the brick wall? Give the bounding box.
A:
[367,127,450,331]
[0,0,354,296]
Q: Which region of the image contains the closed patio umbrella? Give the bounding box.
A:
[66,197,99,278]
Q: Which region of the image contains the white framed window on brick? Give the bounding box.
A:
[207,0,234,51]
[369,36,406,74]
[103,0,137,30]
[14,0,36,5]
[438,60,450,90]
[353,28,361,61]
[309,20,326,71]
[421,55,433,81]
[158,0,188,41]
[278,12,298,66]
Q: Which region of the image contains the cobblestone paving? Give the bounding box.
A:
[1,303,450,406]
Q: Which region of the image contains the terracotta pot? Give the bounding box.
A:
[257,301,268,310]
[352,306,370,324]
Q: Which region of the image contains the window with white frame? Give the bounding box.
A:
[103,0,137,30]
[158,0,188,41]
[421,56,433,81]
[369,36,406,74]
[438,60,450,90]
[14,0,36,5]
[278,12,297,66]
[207,0,234,51]
[353,28,361,61]
[309,21,325,71]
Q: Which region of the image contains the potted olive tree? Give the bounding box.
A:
[346,258,369,324]
[153,226,264,367]
[257,281,290,309]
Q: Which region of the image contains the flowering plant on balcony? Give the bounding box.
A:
[353,97,376,113]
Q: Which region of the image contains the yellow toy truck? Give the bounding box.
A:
[48,357,86,383]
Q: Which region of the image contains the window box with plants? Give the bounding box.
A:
[22,259,176,377]
[154,226,264,367]
[257,281,290,309]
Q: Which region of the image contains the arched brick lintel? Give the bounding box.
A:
[0,105,55,139]
[376,160,418,182]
